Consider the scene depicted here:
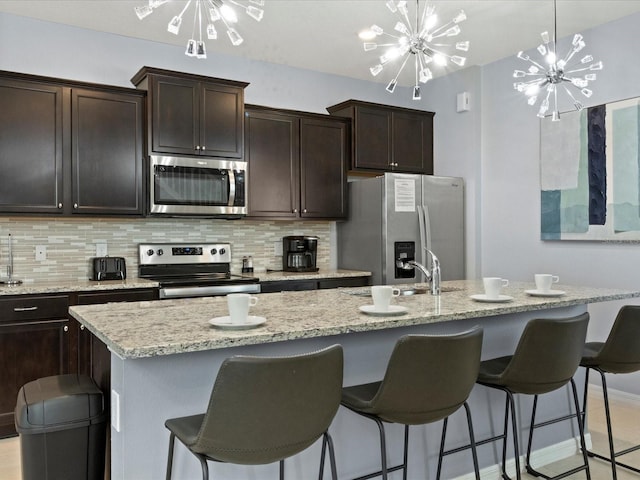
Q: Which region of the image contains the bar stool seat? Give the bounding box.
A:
[341,327,483,480]
[475,313,591,480]
[580,305,640,479]
[164,344,343,480]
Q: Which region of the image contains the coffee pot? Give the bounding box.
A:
[282,236,318,272]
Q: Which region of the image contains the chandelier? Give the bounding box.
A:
[134,0,265,59]
[513,0,603,121]
[360,0,469,101]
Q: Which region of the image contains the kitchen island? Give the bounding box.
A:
[69,280,640,480]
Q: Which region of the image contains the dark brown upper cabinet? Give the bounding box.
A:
[327,99,434,175]
[0,71,144,215]
[245,106,349,220]
[131,67,248,158]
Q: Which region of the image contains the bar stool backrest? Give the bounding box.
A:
[498,313,589,395]
[368,327,483,425]
[190,344,343,465]
[595,305,640,373]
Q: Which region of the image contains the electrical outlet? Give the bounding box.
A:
[35,245,47,261]
[111,389,121,432]
[273,241,283,256]
[96,243,108,257]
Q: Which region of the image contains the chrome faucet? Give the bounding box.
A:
[397,249,441,295]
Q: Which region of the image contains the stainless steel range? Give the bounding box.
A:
[138,243,260,299]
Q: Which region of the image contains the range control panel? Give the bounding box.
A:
[138,243,231,265]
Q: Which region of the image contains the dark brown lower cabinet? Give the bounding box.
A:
[0,289,157,439]
[0,295,70,438]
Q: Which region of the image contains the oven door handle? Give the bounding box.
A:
[159,283,261,299]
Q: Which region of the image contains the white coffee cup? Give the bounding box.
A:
[483,277,509,299]
[535,274,560,292]
[371,285,401,311]
[227,293,259,324]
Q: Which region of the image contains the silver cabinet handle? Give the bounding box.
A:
[64,325,69,332]
[80,324,85,330]
[195,145,201,150]
[201,146,206,151]
[14,306,38,312]
[293,208,298,213]
[303,209,307,213]
[58,203,63,208]
[74,203,78,208]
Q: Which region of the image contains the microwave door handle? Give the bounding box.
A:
[227,169,236,206]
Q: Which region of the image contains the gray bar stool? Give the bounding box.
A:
[164,344,343,480]
[475,313,591,480]
[341,327,483,480]
[581,305,640,479]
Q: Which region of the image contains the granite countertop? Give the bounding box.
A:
[69,280,640,359]
[0,278,159,296]
[250,268,371,282]
[0,269,370,296]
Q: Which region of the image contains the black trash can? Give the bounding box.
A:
[15,374,107,480]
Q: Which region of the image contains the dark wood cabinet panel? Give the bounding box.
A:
[246,106,348,220]
[132,67,247,158]
[392,110,434,174]
[72,89,144,215]
[245,110,299,218]
[327,99,434,174]
[0,294,70,438]
[0,71,146,217]
[0,78,63,214]
[300,117,348,218]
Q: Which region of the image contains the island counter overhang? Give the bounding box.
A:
[68,280,640,480]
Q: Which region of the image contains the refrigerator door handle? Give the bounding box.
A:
[418,204,433,267]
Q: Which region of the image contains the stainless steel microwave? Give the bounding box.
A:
[149,155,247,217]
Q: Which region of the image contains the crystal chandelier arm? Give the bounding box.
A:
[191,0,200,39]
[179,0,193,19]
[391,53,412,83]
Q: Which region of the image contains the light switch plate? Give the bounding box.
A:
[96,243,108,257]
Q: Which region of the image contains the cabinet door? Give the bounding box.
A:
[392,110,434,174]
[353,107,391,170]
[72,89,144,215]
[245,110,300,218]
[0,78,63,214]
[201,82,244,158]
[300,117,348,219]
[0,319,69,437]
[151,76,199,155]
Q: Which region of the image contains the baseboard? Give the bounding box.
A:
[588,384,640,407]
[452,435,592,480]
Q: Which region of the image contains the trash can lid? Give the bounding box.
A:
[15,374,106,434]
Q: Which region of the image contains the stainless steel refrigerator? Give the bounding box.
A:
[337,173,464,285]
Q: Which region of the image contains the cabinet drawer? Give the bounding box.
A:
[0,295,69,323]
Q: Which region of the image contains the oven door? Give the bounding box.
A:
[150,155,247,216]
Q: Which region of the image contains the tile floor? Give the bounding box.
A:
[0,388,638,479]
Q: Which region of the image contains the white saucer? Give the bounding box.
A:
[525,289,566,297]
[359,305,408,316]
[470,294,513,303]
[209,316,266,330]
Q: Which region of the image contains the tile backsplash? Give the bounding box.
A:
[0,217,331,283]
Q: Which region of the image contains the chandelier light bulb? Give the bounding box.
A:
[134,0,265,58]
[513,0,602,120]
[362,0,469,101]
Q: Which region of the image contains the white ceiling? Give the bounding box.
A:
[1,0,640,86]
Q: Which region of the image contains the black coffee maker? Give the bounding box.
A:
[283,236,318,272]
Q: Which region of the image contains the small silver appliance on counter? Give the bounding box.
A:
[337,173,464,285]
[138,243,260,299]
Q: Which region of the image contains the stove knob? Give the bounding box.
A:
[146,249,155,256]
[210,248,217,255]
[157,249,164,256]
[219,248,226,255]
